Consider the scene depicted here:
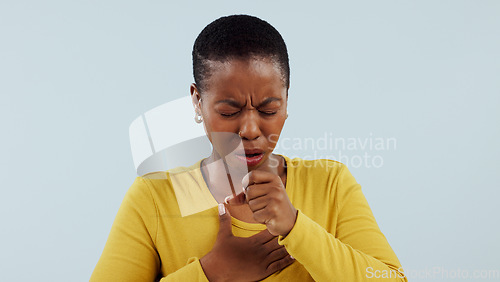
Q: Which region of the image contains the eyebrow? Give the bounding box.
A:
[215,97,282,108]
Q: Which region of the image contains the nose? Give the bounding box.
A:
[239,110,261,140]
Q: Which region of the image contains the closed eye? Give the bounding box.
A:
[259,110,277,116]
[220,111,240,117]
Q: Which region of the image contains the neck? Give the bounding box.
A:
[200,151,286,202]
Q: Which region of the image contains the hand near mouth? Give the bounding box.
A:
[231,170,297,237]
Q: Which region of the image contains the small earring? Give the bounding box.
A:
[286,111,289,119]
[238,131,243,138]
[194,112,203,123]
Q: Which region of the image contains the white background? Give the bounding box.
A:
[1,1,499,281]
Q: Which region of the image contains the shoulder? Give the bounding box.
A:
[139,159,202,186]
[281,155,362,213]
[282,154,360,197]
[134,160,211,215]
[129,161,201,205]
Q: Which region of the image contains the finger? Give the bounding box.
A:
[263,237,284,253]
[252,207,273,225]
[249,228,275,244]
[217,203,233,238]
[242,170,276,188]
[266,254,295,274]
[266,246,290,266]
[245,182,274,201]
[247,195,267,212]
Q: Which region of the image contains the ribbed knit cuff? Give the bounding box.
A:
[278,209,309,249]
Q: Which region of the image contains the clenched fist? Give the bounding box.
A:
[240,170,298,237]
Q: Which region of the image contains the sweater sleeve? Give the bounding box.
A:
[277,165,407,282]
[90,177,210,282]
[158,257,209,282]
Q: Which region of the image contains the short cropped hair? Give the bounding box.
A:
[192,14,290,93]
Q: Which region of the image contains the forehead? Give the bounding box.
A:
[202,57,286,101]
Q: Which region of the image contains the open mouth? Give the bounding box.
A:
[234,150,265,166]
[245,152,262,158]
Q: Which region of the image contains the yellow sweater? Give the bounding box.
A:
[91,155,407,281]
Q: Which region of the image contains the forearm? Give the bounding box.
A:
[278,210,407,281]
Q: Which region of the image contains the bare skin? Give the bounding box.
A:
[191,57,298,281]
[201,205,295,282]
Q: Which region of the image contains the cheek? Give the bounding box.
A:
[209,132,242,156]
[204,116,237,132]
[264,115,286,132]
[201,111,219,130]
[262,119,286,143]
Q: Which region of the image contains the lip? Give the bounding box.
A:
[235,149,265,167]
[242,149,264,155]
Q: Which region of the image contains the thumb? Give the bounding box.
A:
[217,203,233,238]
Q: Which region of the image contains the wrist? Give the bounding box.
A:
[281,208,298,238]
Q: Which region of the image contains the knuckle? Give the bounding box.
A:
[271,183,280,192]
[280,247,289,257]
[254,213,264,223]
[270,196,279,206]
[268,203,278,215]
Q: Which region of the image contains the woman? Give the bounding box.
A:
[91,15,407,281]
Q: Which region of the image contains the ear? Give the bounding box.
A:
[190,83,202,113]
